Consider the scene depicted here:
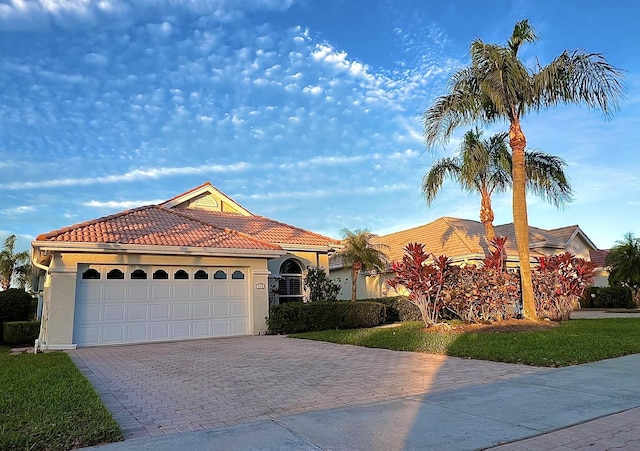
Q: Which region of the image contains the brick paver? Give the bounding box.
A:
[69,335,548,439]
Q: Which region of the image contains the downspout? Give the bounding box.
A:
[31,249,50,353]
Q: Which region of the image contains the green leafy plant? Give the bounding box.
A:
[0,289,34,343]
[304,266,342,302]
[267,301,385,334]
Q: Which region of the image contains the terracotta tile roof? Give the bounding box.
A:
[170,208,340,247]
[333,217,589,267]
[371,217,489,264]
[589,249,610,268]
[36,206,281,250]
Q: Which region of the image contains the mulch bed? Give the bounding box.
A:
[426,319,559,334]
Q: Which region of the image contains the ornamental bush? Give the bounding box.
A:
[358,296,422,322]
[533,253,595,321]
[444,265,520,323]
[0,289,34,343]
[582,286,635,309]
[3,321,40,346]
[267,301,385,334]
[304,266,342,302]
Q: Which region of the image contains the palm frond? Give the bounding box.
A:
[524,150,573,207]
[533,50,624,117]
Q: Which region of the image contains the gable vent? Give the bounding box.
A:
[190,195,219,210]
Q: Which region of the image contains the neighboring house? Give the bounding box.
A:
[588,249,610,287]
[31,182,340,350]
[330,216,607,300]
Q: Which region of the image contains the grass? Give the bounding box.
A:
[290,318,640,367]
[0,346,122,451]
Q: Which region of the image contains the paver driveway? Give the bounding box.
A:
[70,335,548,439]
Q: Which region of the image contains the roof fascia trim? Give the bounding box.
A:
[31,241,287,259]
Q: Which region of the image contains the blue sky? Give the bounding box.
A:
[1,0,638,254]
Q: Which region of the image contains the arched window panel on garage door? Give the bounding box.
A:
[153,269,169,280]
[107,269,125,280]
[232,270,245,280]
[81,268,100,280]
[131,269,147,280]
[213,270,227,280]
[174,269,189,280]
[194,270,208,280]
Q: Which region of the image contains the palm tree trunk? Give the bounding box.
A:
[510,117,537,320]
[480,189,496,242]
[351,261,362,302]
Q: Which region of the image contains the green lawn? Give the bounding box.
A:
[0,346,122,451]
[290,318,640,367]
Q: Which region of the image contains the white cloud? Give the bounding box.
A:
[83,199,164,209]
[0,163,253,190]
[83,52,108,66]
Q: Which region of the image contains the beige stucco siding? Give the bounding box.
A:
[39,251,272,349]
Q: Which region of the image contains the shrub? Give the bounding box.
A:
[444,265,520,323]
[268,301,385,334]
[304,266,342,302]
[583,286,635,309]
[387,243,451,327]
[3,321,40,346]
[0,289,34,343]
[533,253,595,321]
[359,296,422,322]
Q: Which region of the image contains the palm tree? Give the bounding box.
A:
[423,20,623,319]
[606,232,640,303]
[423,128,572,242]
[339,228,389,302]
[0,235,30,291]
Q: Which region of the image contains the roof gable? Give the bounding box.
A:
[161,181,252,216]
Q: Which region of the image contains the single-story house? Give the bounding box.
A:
[330,216,609,300]
[31,182,340,350]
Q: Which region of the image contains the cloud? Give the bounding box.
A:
[0,0,297,31]
[1,206,35,214]
[0,163,253,190]
[83,199,165,209]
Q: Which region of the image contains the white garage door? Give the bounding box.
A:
[73,265,249,346]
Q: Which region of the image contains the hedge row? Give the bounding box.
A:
[581,286,635,309]
[0,289,34,343]
[3,321,41,346]
[267,301,385,334]
[356,296,422,322]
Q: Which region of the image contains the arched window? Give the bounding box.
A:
[82,269,100,280]
[213,270,227,280]
[153,269,169,280]
[277,259,303,303]
[131,269,147,280]
[194,270,208,280]
[174,269,189,280]
[231,270,245,280]
[107,269,124,280]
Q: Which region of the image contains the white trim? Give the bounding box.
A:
[161,184,253,215]
[41,343,77,351]
[32,241,287,259]
[278,243,341,252]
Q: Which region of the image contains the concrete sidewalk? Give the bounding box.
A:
[86,353,640,450]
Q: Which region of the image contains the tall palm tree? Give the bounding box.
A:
[0,235,30,291]
[606,232,640,303]
[339,228,389,302]
[423,20,623,319]
[423,128,572,242]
